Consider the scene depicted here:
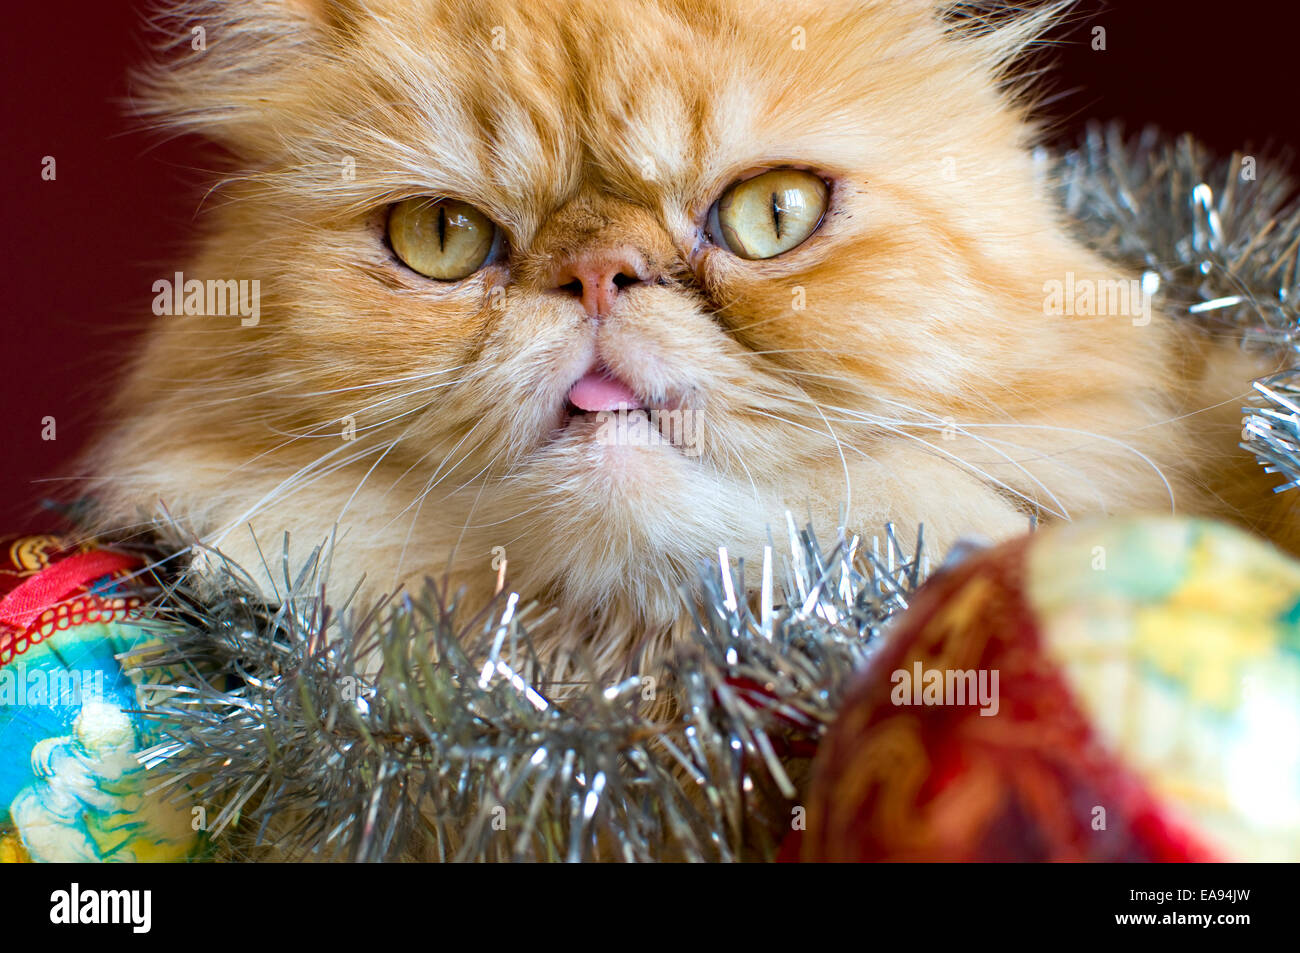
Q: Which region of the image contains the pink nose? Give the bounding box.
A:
[551,248,650,320]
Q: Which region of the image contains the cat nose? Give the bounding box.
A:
[550,248,650,320]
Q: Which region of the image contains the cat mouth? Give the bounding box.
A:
[564,366,646,417]
[559,366,699,456]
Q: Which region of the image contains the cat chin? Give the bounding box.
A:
[481,439,760,620]
[501,433,726,558]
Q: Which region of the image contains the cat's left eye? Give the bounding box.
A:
[387,197,500,281]
[707,169,829,260]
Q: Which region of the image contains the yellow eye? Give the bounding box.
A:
[709,169,829,260]
[387,198,498,280]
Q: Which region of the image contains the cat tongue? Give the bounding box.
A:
[568,371,642,412]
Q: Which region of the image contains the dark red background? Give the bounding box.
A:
[3,0,1297,532]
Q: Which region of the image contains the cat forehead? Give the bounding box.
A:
[312,0,936,195]
[336,0,784,152]
[154,0,1025,232]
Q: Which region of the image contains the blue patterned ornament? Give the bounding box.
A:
[0,535,206,862]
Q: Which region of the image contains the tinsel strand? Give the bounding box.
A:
[133,522,926,862]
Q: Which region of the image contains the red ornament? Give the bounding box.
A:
[790,533,1218,862]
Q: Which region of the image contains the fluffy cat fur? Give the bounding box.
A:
[85,0,1295,682]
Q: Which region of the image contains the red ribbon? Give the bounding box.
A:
[0,549,141,637]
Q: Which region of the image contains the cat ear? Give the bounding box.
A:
[132,0,359,154]
[936,1,1073,77]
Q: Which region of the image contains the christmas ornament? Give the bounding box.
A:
[794,517,1300,862]
[0,535,206,862]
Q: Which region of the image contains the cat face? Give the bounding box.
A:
[92,0,1189,669]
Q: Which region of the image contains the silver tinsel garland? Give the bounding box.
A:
[1050,124,1300,490]
[134,522,926,862]
[131,124,1300,862]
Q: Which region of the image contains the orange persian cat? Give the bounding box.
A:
[86,0,1292,679]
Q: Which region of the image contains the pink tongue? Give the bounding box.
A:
[568,371,643,412]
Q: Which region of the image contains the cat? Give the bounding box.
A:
[84,0,1295,684]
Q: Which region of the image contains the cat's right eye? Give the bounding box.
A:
[387,197,499,281]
